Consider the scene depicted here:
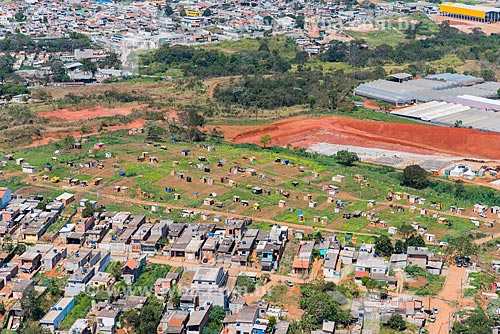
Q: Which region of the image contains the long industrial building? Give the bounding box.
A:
[439,2,500,23]
[392,98,500,132]
[354,73,500,106]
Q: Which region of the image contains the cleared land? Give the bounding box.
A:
[224,115,500,160]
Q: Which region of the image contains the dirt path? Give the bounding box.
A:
[475,233,500,245]
[428,266,467,334]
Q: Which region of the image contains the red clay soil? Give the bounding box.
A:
[222,116,500,160]
[26,119,146,148]
[39,104,148,121]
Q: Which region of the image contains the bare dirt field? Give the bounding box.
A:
[430,14,500,35]
[222,116,500,160]
[39,104,147,121]
[25,119,146,148]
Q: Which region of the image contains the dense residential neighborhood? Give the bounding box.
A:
[2,0,500,333]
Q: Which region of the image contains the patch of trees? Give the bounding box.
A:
[401,165,429,189]
[0,32,93,53]
[235,274,256,294]
[214,70,370,111]
[451,308,493,334]
[292,281,353,332]
[429,179,500,207]
[375,223,426,257]
[121,298,164,334]
[214,74,315,109]
[320,22,500,72]
[143,107,206,142]
[202,306,226,334]
[386,313,406,331]
[0,106,43,130]
[140,44,291,77]
[54,90,152,108]
[333,150,359,166]
[0,83,29,97]
[445,235,479,259]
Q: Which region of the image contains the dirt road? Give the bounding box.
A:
[428,266,467,334]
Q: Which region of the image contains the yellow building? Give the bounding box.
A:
[439,2,500,22]
[185,9,201,17]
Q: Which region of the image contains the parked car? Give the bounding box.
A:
[429,316,436,323]
[284,280,294,287]
[433,307,439,314]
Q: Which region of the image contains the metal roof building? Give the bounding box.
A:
[393,101,500,132]
[354,74,499,106]
[439,3,500,22]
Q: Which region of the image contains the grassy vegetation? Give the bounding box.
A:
[467,272,495,296]
[279,241,300,275]
[263,284,299,306]
[345,27,407,47]
[3,131,499,242]
[60,294,93,330]
[203,35,297,59]
[335,108,425,125]
[131,263,171,290]
[404,266,445,296]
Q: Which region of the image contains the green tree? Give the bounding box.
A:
[136,298,164,334]
[401,165,429,189]
[20,321,51,334]
[259,134,272,147]
[394,239,405,254]
[62,134,75,149]
[50,60,68,82]
[398,223,415,240]
[20,289,45,321]
[171,283,181,309]
[202,305,226,334]
[14,12,26,22]
[121,309,140,329]
[333,150,359,166]
[267,316,277,333]
[178,108,205,127]
[0,54,14,81]
[236,274,256,294]
[294,51,309,64]
[446,235,479,259]
[144,121,166,139]
[108,261,123,281]
[386,313,406,331]
[82,202,102,218]
[451,308,493,334]
[81,58,97,76]
[47,278,63,297]
[258,41,270,53]
[202,8,212,16]
[406,235,425,248]
[481,69,496,81]
[454,180,466,198]
[375,235,393,257]
[295,14,305,29]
